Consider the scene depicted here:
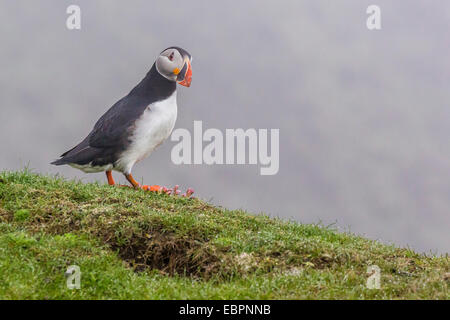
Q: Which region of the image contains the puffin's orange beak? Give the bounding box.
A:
[177,59,192,87]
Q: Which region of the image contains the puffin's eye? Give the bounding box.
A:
[168,52,174,61]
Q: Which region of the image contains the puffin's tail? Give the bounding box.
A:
[51,158,68,166]
[51,146,102,166]
[51,144,79,166]
[51,137,93,166]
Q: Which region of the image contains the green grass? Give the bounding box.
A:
[0,170,448,299]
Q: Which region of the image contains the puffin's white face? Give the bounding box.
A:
[156,47,192,87]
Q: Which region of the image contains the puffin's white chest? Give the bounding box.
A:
[116,91,177,173]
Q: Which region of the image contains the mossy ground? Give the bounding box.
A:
[0,170,448,299]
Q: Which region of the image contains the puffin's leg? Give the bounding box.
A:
[106,170,115,186]
[124,173,162,192]
[124,173,140,189]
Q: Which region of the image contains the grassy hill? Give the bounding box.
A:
[0,170,448,299]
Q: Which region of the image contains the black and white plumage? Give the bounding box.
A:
[51,46,192,189]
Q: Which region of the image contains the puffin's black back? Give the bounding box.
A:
[51,63,176,167]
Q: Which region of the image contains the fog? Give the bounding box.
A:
[0,0,449,254]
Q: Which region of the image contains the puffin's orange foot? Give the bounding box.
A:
[141,185,161,192]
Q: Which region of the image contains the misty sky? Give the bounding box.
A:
[0,1,449,254]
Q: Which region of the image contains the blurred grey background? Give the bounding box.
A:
[0,0,449,254]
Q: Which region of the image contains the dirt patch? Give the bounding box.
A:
[107,230,223,278]
[0,208,8,221]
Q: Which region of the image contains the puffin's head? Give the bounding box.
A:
[156,47,192,87]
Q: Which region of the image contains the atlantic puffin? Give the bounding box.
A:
[51,46,192,191]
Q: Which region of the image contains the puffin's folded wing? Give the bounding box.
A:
[88,95,150,149]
